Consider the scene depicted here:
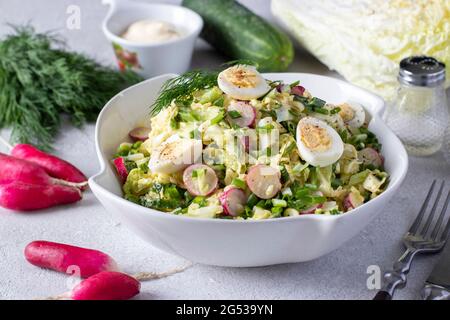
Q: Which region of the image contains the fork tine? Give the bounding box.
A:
[420,181,445,236]
[439,213,450,243]
[431,190,450,240]
[409,180,436,235]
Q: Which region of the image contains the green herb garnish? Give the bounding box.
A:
[150,70,219,116]
[0,26,142,150]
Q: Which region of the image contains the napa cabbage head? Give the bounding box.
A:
[272,0,450,101]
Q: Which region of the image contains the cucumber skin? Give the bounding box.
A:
[183,0,294,72]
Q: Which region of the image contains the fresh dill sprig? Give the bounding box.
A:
[150,70,219,116]
[150,60,259,116]
[0,25,142,150]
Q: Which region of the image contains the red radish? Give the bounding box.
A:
[291,85,305,96]
[128,127,151,142]
[358,147,383,168]
[11,144,87,188]
[300,191,324,214]
[276,84,283,92]
[246,165,281,199]
[239,132,257,154]
[113,157,129,183]
[240,136,250,153]
[0,153,55,186]
[183,164,218,196]
[70,271,140,300]
[300,203,323,214]
[24,241,118,278]
[0,153,87,188]
[219,188,247,217]
[0,182,82,211]
[227,101,256,128]
[343,193,363,211]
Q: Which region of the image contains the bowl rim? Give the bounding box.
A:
[89,72,409,224]
[101,1,204,48]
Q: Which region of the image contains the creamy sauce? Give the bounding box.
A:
[121,20,181,44]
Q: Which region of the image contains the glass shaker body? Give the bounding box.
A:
[384,56,448,156]
[386,82,448,156]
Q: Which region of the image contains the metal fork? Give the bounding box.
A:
[374,180,450,300]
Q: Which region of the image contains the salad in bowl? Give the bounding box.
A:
[112,64,388,220]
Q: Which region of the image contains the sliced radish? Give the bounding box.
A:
[343,192,364,211]
[219,188,247,217]
[240,136,250,153]
[246,165,281,199]
[70,271,140,300]
[300,191,324,214]
[183,164,218,196]
[300,203,323,214]
[291,85,305,96]
[113,157,128,183]
[227,101,256,128]
[276,84,290,93]
[358,148,383,168]
[276,84,283,92]
[129,127,151,142]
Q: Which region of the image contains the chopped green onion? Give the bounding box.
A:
[330,107,341,114]
[228,110,242,119]
[231,178,246,189]
[170,118,180,129]
[272,199,287,207]
[349,170,371,186]
[279,165,290,183]
[292,162,309,174]
[192,196,207,207]
[179,110,198,122]
[210,111,225,125]
[271,206,284,215]
[192,168,206,178]
[289,80,300,88]
[304,183,317,190]
[331,178,343,188]
[257,124,275,131]
[247,194,259,207]
[283,142,296,156]
[213,96,224,108]
[313,108,329,115]
[309,97,326,108]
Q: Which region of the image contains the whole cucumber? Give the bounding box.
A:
[183,0,294,71]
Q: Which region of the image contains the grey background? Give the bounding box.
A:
[0,0,449,300]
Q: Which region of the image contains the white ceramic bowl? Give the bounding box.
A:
[102,0,203,78]
[89,73,408,267]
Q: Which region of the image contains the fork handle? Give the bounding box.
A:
[372,271,406,300]
[373,248,416,300]
[373,290,392,300]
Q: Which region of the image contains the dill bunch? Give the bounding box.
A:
[0,26,142,150]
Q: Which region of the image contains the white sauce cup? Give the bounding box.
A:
[102,0,203,78]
